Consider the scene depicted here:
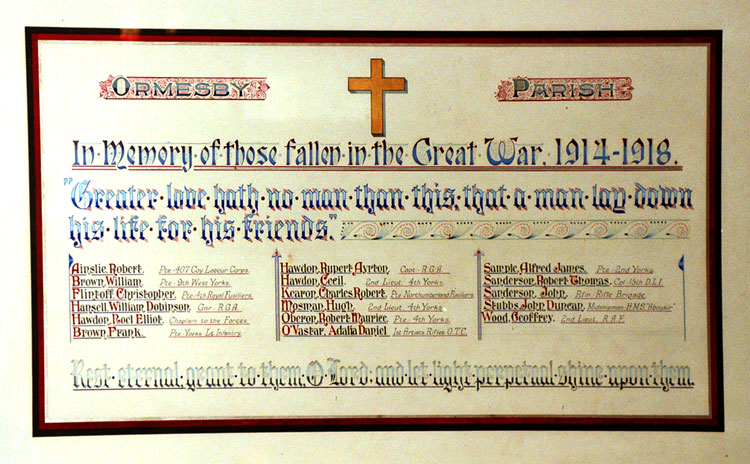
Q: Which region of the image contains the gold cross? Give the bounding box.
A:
[348,58,406,136]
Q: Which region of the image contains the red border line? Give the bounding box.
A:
[30,29,720,46]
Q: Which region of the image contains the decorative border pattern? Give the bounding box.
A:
[341,219,689,240]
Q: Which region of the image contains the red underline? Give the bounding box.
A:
[196,165,683,172]
[70,165,683,172]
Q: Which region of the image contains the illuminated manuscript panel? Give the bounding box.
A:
[28,29,722,434]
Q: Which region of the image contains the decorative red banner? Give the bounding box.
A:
[495,76,633,101]
[99,75,270,100]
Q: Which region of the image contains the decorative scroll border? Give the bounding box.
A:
[341,219,689,240]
